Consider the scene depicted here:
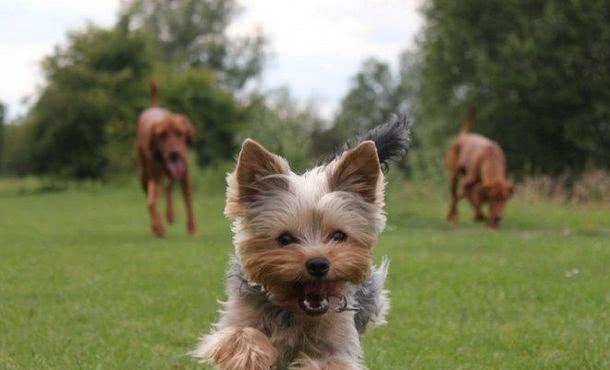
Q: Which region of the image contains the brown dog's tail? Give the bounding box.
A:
[150,80,159,107]
[460,106,475,132]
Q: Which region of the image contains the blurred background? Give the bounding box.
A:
[1,2,610,369]
[1,0,608,197]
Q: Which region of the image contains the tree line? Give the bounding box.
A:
[1,0,608,179]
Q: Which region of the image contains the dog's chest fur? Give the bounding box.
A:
[213,259,386,367]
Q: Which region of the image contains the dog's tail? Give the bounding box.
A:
[460,106,475,132]
[359,114,413,171]
[150,80,159,107]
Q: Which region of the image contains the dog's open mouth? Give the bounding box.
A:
[297,281,334,316]
[166,158,186,180]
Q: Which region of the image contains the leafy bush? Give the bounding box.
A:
[159,68,245,167]
[27,26,152,178]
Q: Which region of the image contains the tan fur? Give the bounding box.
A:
[194,139,387,370]
[446,114,514,228]
[194,327,278,370]
[328,141,381,204]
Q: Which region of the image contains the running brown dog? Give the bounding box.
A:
[446,108,514,228]
[136,82,196,237]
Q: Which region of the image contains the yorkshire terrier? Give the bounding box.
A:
[193,116,412,370]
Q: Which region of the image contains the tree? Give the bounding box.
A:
[240,88,324,172]
[333,58,400,138]
[9,0,265,179]
[28,26,152,178]
[418,0,610,175]
[323,56,419,165]
[159,68,244,167]
[119,0,267,90]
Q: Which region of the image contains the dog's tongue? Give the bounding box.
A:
[167,160,185,180]
[299,281,329,316]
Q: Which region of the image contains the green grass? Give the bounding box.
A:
[1,179,609,369]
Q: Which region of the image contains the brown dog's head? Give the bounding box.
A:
[150,114,194,180]
[225,139,386,317]
[480,180,514,228]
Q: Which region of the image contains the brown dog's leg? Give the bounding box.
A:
[138,149,148,193]
[193,327,278,370]
[467,187,485,221]
[166,180,175,224]
[447,173,460,224]
[181,173,197,235]
[140,173,148,194]
[147,180,165,237]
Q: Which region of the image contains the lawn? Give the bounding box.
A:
[0,178,609,370]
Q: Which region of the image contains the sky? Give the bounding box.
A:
[0,0,423,120]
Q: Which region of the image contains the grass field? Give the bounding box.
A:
[1,178,609,370]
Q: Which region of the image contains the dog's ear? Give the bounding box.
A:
[230,139,290,206]
[176,114,195,146]
[329,140,381,203]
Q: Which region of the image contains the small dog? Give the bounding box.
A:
[446,108,513,228]
[193,116,412,369]
[136,81,196,237]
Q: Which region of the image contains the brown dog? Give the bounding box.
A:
[446,108,513,228]
[136,82,196,237]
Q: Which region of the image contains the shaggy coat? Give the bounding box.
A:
[193,116,412,370]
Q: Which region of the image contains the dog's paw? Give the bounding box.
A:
[187,220,197,236]
[193,327,277,370]
[151,221,165,237]
[166,211,175,224]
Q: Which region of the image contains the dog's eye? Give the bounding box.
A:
[330,230,347,242]
[277,232,297,246]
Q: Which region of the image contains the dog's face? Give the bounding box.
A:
[481,181,514,228]
[151,114,194,180]
[226,139,386,317]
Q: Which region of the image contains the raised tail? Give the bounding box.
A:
[460,106,475,132]
[150,80,159,107]
[359,114,413,171]
[328,114,412,170]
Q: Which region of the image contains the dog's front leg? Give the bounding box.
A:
[180,173,197,236]
[193,327,278,370]
[166,180,175,224]
[147,180,164,237]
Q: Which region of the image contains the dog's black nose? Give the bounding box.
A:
[306,257,330,278]
[169,151,181,162]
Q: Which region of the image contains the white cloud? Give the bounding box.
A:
[231,0,423,117]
